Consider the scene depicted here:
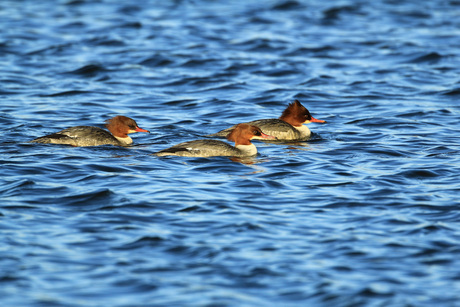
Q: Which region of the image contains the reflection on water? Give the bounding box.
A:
[1,0,460,306]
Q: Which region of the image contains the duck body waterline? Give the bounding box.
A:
[154,123,275,158]
[208,100,326,141]
[30,116,149,147]
[208,118,309,141]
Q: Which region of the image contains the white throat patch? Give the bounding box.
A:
[115,136,133,145]
[236,144,257,156]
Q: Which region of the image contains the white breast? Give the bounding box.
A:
[235,144,257,156]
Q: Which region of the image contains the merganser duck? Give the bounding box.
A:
[208,100,326,141]
[154,123,275,157]
[30,115,150,147]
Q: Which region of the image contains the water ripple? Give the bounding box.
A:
[1,0,460,306]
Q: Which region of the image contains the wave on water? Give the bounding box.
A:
[1,0,460,306]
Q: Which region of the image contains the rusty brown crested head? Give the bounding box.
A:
[105,116,149,137]
[279,100,326,126]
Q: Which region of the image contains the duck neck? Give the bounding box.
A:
[294,124,311,138]
[114,136,133,145]
[235,143,257,156]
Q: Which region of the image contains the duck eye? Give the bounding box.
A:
[253,130,261,136]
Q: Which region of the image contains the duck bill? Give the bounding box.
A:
[260,132,277,140]
[135,127,150,133]
[310,116,326,123]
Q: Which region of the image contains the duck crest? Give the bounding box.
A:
[105,116,132,138]
[227,123,252,146]
[279,100,311,126]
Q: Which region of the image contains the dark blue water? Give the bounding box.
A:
[2,0,460,306]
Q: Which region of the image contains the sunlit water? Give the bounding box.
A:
[1,0,460,306]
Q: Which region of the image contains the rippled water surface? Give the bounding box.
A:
[2,0,460,306]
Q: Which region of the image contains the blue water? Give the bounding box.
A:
[2,0,460,306]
